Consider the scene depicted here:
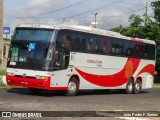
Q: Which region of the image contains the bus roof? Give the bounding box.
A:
[16,24,156,45]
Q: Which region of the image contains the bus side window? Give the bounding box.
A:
[134,44,142,58]
[71,32,77,50]
[87,35,98,52]
[54,47,69,70]
[63,34,71,49]
[124,41,134,57]
[77,33,86,51]
[99,38,105,54]
[149,45,155,60]
[106,39,111,54]
[143,44,149,59]
[57,31,64,46]
[57,31,71,50]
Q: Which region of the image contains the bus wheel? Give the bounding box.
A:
[29,88,43,94]
[126,78,134,94]
[133,79,141,94]
[66,78,79,96]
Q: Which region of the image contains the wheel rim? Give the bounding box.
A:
[128,82,133,92]
[135,82,140,91]
[68,81,77,93]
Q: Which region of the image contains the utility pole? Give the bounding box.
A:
[0,0,3,67]
[92,13,98,28]
[145,2,148,25]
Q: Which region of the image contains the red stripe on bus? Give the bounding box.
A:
[75,58,141,87]
[131,38,144,42]
[136,64,155,77]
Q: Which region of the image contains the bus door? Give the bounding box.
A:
[50,46,70,87]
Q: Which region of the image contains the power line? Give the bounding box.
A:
[9,0,122,19]
[83,6,151,27]
[11,0,90,18]
[53,0,126,21]
[8,0,53,10]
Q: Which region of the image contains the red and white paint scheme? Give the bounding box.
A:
[6,24,156,96]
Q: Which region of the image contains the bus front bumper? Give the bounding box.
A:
[6,76,68,90]
[6,76,50,90]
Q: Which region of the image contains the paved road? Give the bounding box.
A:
[0,88,160,111]
[0,88,160,119]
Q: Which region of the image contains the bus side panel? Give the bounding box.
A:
[50,69,71,88]
[72,53,129,89]
[71,53,155,90]
[133,59,155,89]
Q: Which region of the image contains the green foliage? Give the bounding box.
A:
[0,69,6,76]
[151,0,160,25]
[110,1,160,65]
[129,14,144,27]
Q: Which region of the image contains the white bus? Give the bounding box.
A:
[6,24,156,96]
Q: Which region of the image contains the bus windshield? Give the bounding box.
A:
[7,41,53,71]
[13,28,55,42]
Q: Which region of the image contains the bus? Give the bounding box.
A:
[6,24,156,96]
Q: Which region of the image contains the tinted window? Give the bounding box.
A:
[149,45,155,59]
[143,44,149,59]
[77,33,86,51]
[71,32,78,50]
[99,37,105,54]
[111,38,124,56]
[54,46,69,70]
[28,43,50,60]
[14,28,54,42]
[57,31,72,49]
[134,43,142,58]
[86,35,98,52]
[124,41,134,57]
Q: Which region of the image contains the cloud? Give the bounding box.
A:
[5,0,149,32]
[83,10,129,29]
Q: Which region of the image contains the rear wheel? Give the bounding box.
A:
[126,78,134,94]
[29,88,43,94]
[66,78,79,96]
[133,79,141,94]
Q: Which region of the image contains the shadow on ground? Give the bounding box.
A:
[6,88,150,97]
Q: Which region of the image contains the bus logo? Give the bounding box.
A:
[23,73,26,78]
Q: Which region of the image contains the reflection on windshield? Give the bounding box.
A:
[28,43,49,59]
[9,43,50,62]
[13,28,54,42]
[8,42,52,71]
[10,43,28,62]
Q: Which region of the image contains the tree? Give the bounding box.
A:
[129,14,144,27]
[110,25,126,34]
[151,0,160,25]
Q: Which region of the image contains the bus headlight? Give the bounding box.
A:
[7,72,15,76]
[36,75,49,80]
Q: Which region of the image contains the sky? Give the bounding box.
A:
[4,0,154,32]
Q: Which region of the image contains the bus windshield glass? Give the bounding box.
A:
[10,43,50,62]
[7,42,53,71]
[13,28,55,42]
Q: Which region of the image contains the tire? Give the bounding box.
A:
[29,88,43,94]
[133,79,141,94]
[126,78,134,94]
[66,78,79,96]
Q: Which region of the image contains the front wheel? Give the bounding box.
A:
[125,78,134,94]
[65,78,79,96]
